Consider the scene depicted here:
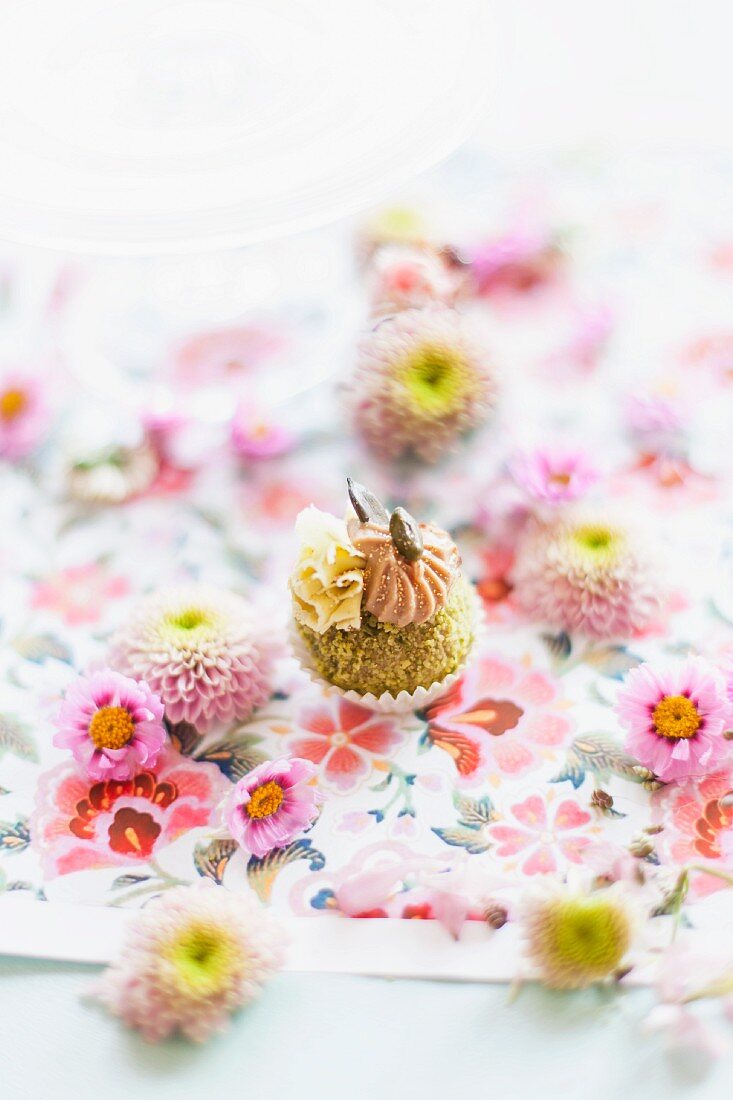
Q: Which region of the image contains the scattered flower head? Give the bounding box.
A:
[615,658,730,782]
[0,372,48,459]
[67,439,159,505]
[53,670,166,781]
[520,877,639,989]
[222,756,319,858]
[512,514,661,638]
[350,308,497,462]
[367,243,465,315]
[469,227,563,297]
[509,446,599,506]
[94,883,284,1042]
[110,585,274,732]
[230,402,295,460]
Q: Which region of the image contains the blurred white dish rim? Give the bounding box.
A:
[0,0,489,254]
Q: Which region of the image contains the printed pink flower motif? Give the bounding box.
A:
[625,393,688,441]
[222,756,319,858]
[651,771,733,899]
[288,698,405,792]
[542,304,614,377]
[53,670,166,781]
[170,325,285,387]
[509,447,599,505]
[616,659,730,782]
[30,746,231,878]
[230,402,295,460]
[680,332,733,385]
[0,371,49,459]
[426,654,574,783]
[489,794,595,875]
[31,563,130,627]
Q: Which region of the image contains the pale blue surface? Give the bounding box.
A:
[0,961,730,1099]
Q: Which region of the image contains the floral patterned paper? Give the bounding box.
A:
[1,152,733,933]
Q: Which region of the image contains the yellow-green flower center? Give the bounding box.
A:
[536,896,631,986]
[164,921,239,998]
[88,705,135,750]
[165,607,214,634]
[0,388,27,422]
[400,344,469,417]
[652,694,701,740]
[246,781,284,820]
[571,523,620,561]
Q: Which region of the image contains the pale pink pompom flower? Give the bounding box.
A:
[511,514,662,639]
[94,883,285,1043]
[222,756,319,858]
[110,585,275,733]
[53,669,166,781]
[615,658,730,782]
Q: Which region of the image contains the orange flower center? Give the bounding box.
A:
[0,388,27,421]
[246,781,284,819]
[549,471,571,486]
[88,706,136,750]
[652,694,701,740]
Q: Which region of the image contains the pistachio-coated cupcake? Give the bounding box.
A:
[289,479,476,702]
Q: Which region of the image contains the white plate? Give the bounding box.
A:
[0,0,489,254]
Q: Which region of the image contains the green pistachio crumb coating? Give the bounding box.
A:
[296,575,475,697]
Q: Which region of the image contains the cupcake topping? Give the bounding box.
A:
[290,507,365,634]
[348,484,461,628]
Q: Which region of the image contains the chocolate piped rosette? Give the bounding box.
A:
[288,478,479,713]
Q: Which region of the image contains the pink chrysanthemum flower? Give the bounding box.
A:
[512,515,661,638]
[520,876,640,990]
[509,447,599,506]
[350,308,497,462]
[0,372,48,459]
[615,659,730,782]
[110,585,274,733]
[53,670,166,781]
[94,883,284,1043]
[222,756,319,858]
[230,401,295,459]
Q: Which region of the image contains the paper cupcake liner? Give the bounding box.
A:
[289,586,484,715]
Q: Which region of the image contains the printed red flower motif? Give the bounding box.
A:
[652,771,733,898]
[426,654,574,784]
[30,563,129,627]
[30,747,230,877]
[489,794,595,875]
[288,698,406,793]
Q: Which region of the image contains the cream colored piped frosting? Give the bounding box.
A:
[348,518,460,627]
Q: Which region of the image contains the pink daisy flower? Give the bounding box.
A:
[53,670,166,781]
[0,372,49,459]
[616,659,730,782]
[509,447,599,506]
[222,757,319,858]
[95,882,284,1043]
[230,401,295,459]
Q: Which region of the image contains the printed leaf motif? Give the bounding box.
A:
[452,791,498,828]
[550,733,662,790]
[0,716,38,763]
[431,826,492,855]
[166,721,202,756]
[541,631,572,662]
[582,644,643,680]
[246,839,326,902]
[12,632,73,665]
[0,817,30,854]
[193,838,238,885]
[111,873,152,890]
[195,734,268,781]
